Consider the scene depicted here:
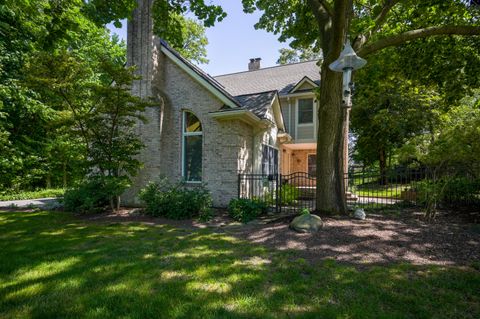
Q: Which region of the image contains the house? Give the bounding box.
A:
[122,0,323,207]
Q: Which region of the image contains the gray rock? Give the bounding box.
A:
[353,208,366,220]
[290,214,323,233]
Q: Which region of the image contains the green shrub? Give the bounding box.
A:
[63,177,129,214]
[139,178,212,220]
[416,177,480,206]
[280,184,300,205]
[264,184,300,205]
[227,198,268,223]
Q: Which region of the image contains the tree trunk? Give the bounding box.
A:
[315,61,347,215]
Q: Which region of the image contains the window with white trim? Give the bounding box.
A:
[182,111,202,182]
[298,98,314,124]
[262,145,279,175]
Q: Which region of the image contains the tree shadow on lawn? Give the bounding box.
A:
[229,213,480,266]
[0,211,479,318]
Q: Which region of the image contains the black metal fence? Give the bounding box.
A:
[345,165,480,210]
[238,172,316,213]
[239,165,480,213]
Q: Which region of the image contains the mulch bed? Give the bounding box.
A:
[5,206,478,267]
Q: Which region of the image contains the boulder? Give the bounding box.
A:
[353,208,366,220]
[290,214,323,233]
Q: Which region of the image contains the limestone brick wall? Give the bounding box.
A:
[125,55,254,207]
[123,0,255,207]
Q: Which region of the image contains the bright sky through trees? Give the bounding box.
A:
[107,0,289,75]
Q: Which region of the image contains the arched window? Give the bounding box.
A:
[182,111,202,182]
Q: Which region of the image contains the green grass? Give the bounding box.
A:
[0,188,65,201]
[1,211,479,318]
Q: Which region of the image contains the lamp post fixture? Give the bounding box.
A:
[328,40,367,107]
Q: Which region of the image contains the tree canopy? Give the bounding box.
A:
[243,0,480,214]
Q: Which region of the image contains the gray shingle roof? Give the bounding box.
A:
[233,91,277,119]
[214,61,321,96]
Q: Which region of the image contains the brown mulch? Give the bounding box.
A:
[229,212,480,266]
[76,208,480,267]
[5,206,475,267]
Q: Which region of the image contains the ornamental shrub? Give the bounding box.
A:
[63,177,129,214]
[139,178,212,219]
[227,198,268,223]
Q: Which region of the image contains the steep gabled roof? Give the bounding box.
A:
[214,61,321,96]
[159,40,242,108]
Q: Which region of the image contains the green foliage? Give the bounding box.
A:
[0,188,65,201]
[0,0,222,194]
[279,184,300,205]
[227,198,268,223]
[416,177,480,207]
[139,178,212,220]
[277,47,322,65]
[300,208,310,215]
[63,177,130,214]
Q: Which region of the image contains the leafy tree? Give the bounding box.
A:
[242,0,480,214]
[172,15,210,64]
[277,47,323,65]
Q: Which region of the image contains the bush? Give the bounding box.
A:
[264,184,300,206]
[280,184,300,205]
[416,177,480,206]
[139,178,212,220]
[63,177,129,214]
[227,198,268,223]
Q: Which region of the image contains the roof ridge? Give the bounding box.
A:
[213,60,320,78]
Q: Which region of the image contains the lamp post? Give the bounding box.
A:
[329,40,367,108]
[328,40,367,197]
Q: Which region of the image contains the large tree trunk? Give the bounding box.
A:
[315,61,347,215]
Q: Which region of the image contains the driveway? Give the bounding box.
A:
[0,198,60,209]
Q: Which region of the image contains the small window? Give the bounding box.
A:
[308,154,316,176]
[262,145,279,175]
[298,98,314,124]
[182,111,202,182]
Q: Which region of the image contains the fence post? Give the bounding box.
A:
[275,174,280,213]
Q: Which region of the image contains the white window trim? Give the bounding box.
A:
[296,98,315,127]
[182,111,203,183]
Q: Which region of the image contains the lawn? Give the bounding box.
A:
[0,188,65,201]
[1,211,479,318]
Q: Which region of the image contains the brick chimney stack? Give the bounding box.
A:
[248,58,261,71]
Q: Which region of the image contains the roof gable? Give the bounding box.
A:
[159,40,241,108]
[289,76,318,93]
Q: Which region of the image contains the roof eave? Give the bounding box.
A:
[209,109,268,128]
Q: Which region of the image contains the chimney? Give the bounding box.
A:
[248,58,261,71]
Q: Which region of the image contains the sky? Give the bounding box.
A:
[107,1,289,76]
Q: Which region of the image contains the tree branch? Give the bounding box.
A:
[373,0,400,34]
[358,25,480,57]
[319,0,334,17]
[353,0,401,51]
[307,0,332,50]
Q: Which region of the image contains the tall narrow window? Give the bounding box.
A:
[298,98,314,124]
[182,111,202,182]
[262,145,279,175]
